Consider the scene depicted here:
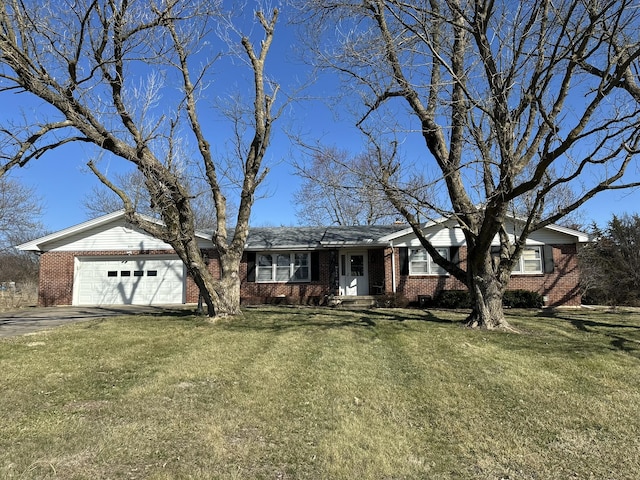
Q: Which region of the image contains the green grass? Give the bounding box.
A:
[1,307,639,479]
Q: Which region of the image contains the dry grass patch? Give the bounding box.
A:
[1,306,639,479]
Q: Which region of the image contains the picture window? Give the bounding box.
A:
[409,248,449,275]
[256,252,311,283]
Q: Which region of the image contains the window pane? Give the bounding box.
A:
[277,254,290,266]
[350,255,364,276]
[411,262,428,274]
[294,253,308,267]
[257,254,273,281]
[275,254,290,281]
[293,253,310,281]
[121,271,131,277]
[410,249,428,275]
[523,247,542,272]
[410,249,428,261]
[294,266,309,280]
[258,254,273,267]
[430,248,449,275]
[107,271,117,277]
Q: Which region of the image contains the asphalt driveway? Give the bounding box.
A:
[0,305,194,338]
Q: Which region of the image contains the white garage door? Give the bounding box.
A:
[74,256,185,305]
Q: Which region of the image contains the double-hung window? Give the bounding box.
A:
[256,252,311,282]
[409,248,449,275]
[512,246,543,274]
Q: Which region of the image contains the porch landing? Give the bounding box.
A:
[331,295,379,308]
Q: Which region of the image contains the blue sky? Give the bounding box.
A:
[3,3,640,235]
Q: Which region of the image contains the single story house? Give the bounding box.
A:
[18,211,589,308]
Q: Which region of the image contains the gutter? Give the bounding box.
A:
[389,240,397,294]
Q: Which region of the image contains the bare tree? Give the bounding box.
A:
[0,176,43,252]
[0,0,283,317]
[293,146,399,225]
[0,176,44,293]
[295,0,640,329]
[82,169,218,231]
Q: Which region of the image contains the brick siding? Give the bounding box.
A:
[384,244,581,306]
[38,243,582,308]
[239,250,334,305]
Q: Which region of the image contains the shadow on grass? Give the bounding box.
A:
[506,309,640,358]
[535,309,640,331]
[221,306,464,333]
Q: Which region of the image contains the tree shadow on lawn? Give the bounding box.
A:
[226,306,462,333]
[508,309,640,358]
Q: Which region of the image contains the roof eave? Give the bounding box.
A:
[17,210,128,252]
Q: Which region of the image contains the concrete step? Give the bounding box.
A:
[331,295,377,308]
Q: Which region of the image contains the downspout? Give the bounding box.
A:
[389,241,397,294]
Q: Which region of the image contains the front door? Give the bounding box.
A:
[339,251,369,296]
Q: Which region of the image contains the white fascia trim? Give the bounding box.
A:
[244,245,320,251]
[542,224,591,243]
[377,217,450,242]
[17,210,128,252]
[378,216,591,244]
[18,210,212,252]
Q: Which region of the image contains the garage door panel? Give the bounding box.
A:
[74,256,185,305]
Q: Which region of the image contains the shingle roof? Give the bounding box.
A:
[244,224,407,250]
[320,225,407,246]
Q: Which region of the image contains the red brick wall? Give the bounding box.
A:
[38,252,76,306]
[38,243,582,308]
[368,249,386,293]
[184,249,221,304]
[239,250,333,305]
[383,246,467,301]
[385,244,581,306]
[508,244,580,306]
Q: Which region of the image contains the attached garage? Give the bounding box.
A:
[16,212,202,307]
[73,256,185,305]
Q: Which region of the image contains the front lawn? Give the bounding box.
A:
[1,307,639,479]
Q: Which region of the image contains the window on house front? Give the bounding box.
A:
[512,246,543,274]
[409,248,449,275]
[256,252,311,282]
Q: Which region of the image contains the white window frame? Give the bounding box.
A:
[409,247,449,276]
[256,252,311,283]
[512,246,543,274]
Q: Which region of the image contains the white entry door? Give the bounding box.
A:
[339,251,369,296]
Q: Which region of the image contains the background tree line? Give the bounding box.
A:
[580,214,640,307]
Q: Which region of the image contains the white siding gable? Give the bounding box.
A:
[44,219,175,252]
[387,218,584,248]
[392,222,467,247]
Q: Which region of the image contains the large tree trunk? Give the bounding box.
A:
[214,269,241,317]
[465,255,512,330]
[466,274,509,329]
[189,253,242,318]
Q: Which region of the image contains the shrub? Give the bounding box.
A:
[376,294,410,308]
[502,289,544,308]
[432,290,472,309]
[429,289,543,309]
